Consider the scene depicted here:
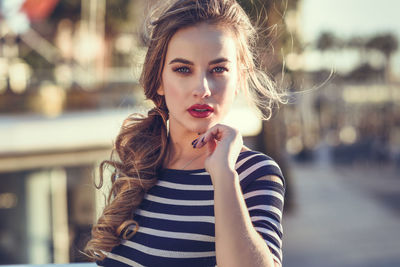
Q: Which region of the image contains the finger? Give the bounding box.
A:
[193,124,226,149]
[210,126,223,140]
[206,136,217,154]
[194,135,206,148]
[203,125,223,143]
[194,133,212,149]
[196,129,219,149]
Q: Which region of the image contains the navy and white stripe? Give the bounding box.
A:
[98,150,285,266]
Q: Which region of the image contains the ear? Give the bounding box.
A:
[157,86,165,96]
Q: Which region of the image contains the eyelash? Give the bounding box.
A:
[211,66,228,73]
[173,66,191,73]
[173,66,228,74]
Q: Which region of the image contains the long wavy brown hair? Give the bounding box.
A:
[85,0,286,260]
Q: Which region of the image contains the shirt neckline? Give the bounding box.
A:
[160,150,252,174]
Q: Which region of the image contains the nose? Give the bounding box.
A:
[192,73,211,98]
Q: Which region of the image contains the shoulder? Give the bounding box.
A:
[236,149,285,190]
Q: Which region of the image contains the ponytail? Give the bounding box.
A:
[84,105,169,260]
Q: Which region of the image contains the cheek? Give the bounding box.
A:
[162,74,187,107]
[214,82,237,115]
[162,72,176,95]
[219,77,237,99]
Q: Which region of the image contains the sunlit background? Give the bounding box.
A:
[0,0,399,266]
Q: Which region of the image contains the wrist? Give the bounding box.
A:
[209,167,239,188]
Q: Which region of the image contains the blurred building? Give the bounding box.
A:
[282,20,400,164]
[0,0,146,263]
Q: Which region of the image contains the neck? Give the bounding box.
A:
[164,123,207,169]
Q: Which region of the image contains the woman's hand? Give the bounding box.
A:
[193,124,243,182]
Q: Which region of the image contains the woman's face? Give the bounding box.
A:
[158,23,240,135]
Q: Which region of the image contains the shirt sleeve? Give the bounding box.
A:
[236,151,285,266]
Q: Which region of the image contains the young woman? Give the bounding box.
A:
[85,0,286,266]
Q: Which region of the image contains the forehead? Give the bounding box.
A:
[166,23,238,63]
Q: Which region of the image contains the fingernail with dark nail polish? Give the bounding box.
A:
[191,139,198,145]
[201,137,205,143]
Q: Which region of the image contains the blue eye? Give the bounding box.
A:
[174,66,191,73]
[211,67,227,73]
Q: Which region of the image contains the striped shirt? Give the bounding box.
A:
[98,150,285,266]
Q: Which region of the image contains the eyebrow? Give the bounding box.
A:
[168,57,231,65]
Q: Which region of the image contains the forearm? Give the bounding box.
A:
[212,169,276,267]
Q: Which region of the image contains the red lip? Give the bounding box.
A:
[187,104,214,118]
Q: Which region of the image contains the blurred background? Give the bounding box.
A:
[0,0,399,266]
